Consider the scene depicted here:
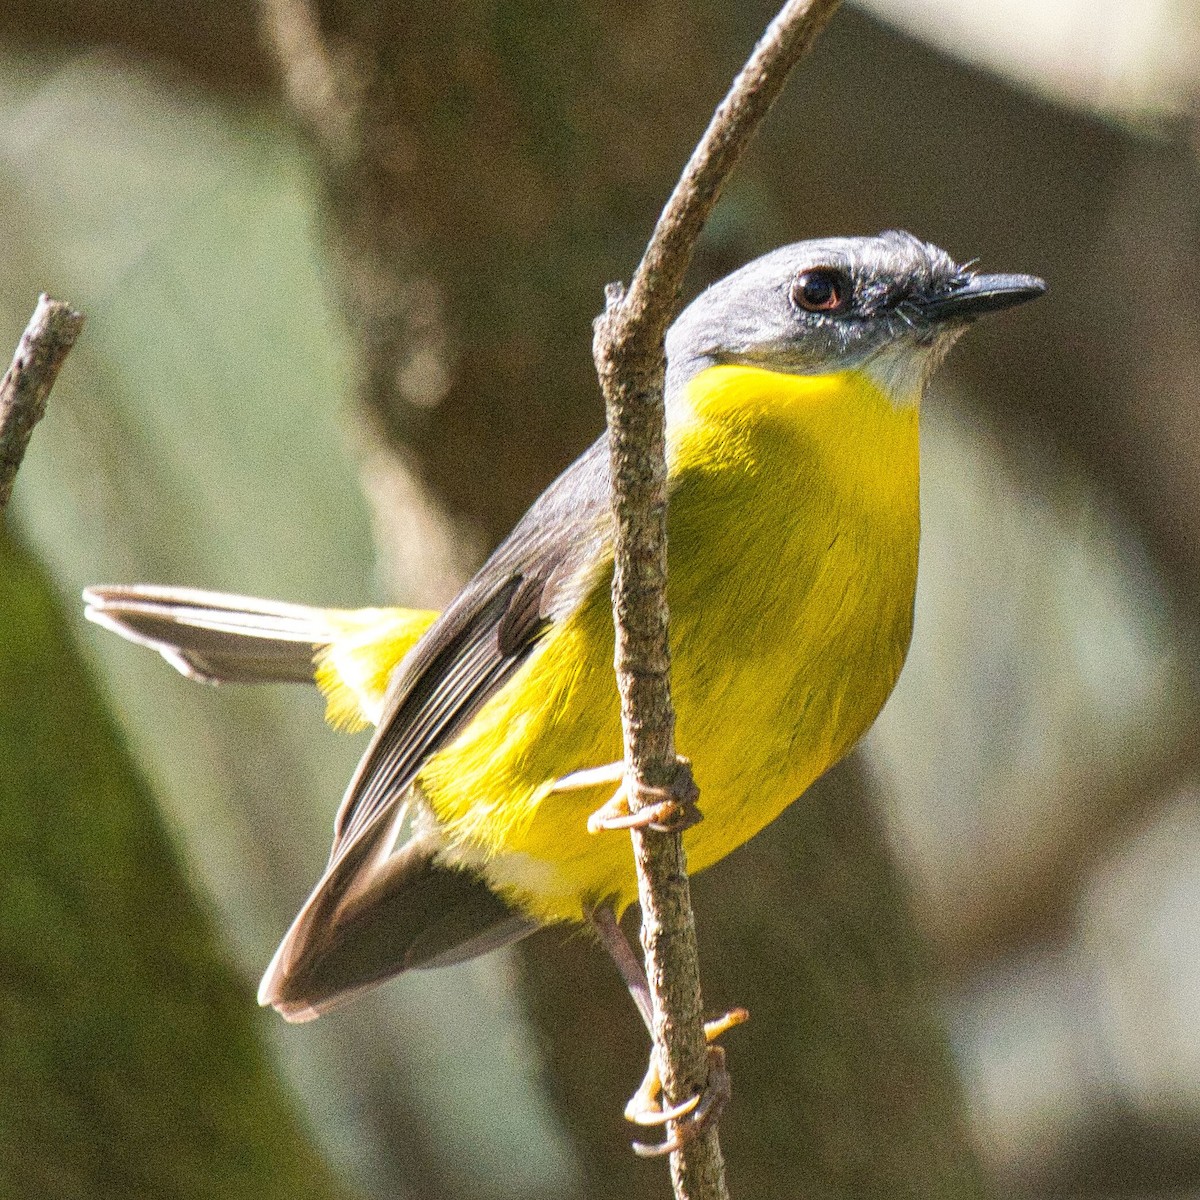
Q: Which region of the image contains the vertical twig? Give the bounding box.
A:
[592,1,842,1196]
[0,296,85,515]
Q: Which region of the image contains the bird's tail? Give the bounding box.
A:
[83,584,437,730]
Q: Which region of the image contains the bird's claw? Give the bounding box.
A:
[625,1078,701,1127]
[624,1006,748,1156]
[587,759,702,834]
[629,1045,733,1158]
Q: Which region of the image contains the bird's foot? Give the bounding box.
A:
[625,1007,749,1157]
[586,759,701,834]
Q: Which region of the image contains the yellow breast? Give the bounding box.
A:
[418,364,920,923]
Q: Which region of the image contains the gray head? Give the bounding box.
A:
[665,231,1045,404]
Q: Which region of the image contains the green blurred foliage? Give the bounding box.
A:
[0,527,346,1200]
[0,47,574,1199]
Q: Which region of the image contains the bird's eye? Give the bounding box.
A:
[791,268,849,314]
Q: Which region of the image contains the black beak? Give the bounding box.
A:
[920,273,1047,322]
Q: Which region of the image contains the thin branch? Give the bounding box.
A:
[592,1,842,1197]
[0,296,85,514]
[608,0,842,357]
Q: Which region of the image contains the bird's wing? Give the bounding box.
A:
[259,436,614,1016]
[329,433,614,865]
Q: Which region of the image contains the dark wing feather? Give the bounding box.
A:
[330,433,613,864]
[261,827,540,1021]
[261,436,615,1016]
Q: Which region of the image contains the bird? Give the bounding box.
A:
[85,231,1044,1146]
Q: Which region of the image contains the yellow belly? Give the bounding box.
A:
[417,364,920,923]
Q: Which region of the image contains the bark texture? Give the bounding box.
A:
[0,296,83,513]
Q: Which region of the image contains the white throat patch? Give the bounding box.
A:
[856,329,964,408]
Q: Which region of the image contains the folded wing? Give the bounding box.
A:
[260,435,615,1017]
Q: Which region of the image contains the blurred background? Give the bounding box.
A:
[1,1,1198,1197]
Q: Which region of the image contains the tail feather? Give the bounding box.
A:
[83,584,343,685]
[84,584,440,730]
